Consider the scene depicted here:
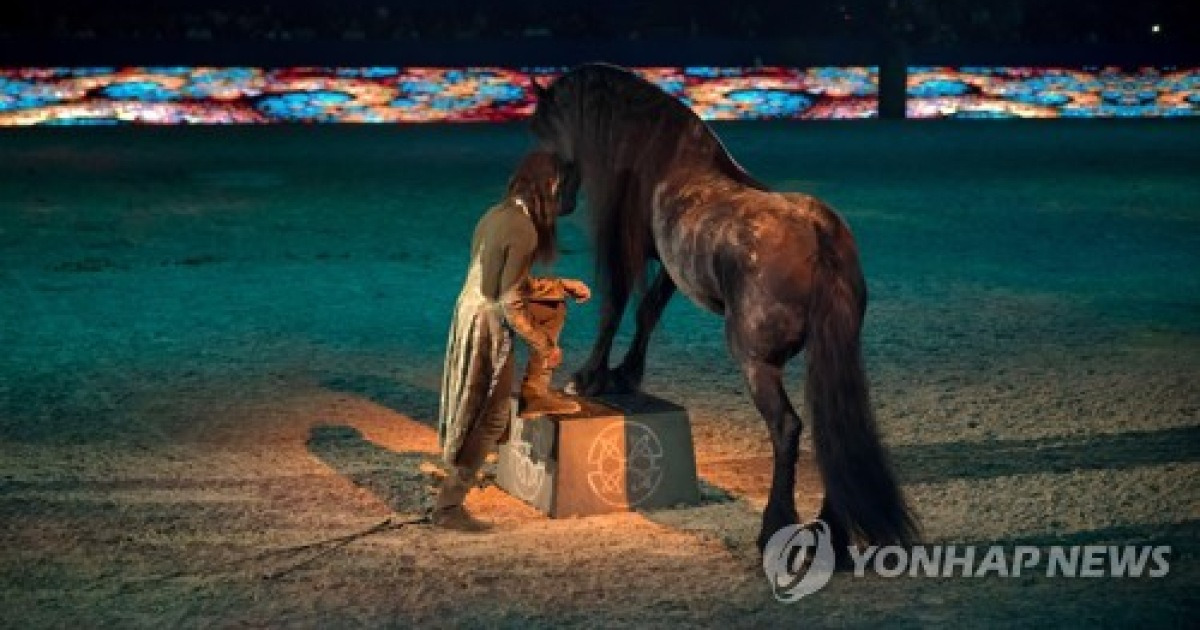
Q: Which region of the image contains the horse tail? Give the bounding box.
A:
[806,222,917,547]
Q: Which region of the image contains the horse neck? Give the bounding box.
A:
[572,107,751,213]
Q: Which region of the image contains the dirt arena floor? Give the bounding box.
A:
[1,120,1197,627]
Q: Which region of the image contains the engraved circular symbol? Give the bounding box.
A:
[510,421,548,501]
[586,421,665,507]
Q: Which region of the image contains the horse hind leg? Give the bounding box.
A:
[611,266,676,393]
[739,355,804,552]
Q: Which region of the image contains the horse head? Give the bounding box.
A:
[529,74,580,216]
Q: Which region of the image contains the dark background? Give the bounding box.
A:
[2,0,1198,66]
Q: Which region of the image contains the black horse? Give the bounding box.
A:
[530,63,916,553]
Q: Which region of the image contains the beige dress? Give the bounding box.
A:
[438,200,556,468]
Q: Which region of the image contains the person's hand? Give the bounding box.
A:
[561,279,591,303]
[544,346,564,369]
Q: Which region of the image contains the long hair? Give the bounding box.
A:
[531,63,766,295]
[506,150,560,265]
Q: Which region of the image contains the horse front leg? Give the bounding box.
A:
[568,283,629,396]
[611,266,675,393]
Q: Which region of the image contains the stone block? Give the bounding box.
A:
[495,393,701,517]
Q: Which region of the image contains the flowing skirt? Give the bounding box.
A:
[438,280,512,466]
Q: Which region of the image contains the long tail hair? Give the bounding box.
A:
[806,225,917,547]
[506,150,560,264]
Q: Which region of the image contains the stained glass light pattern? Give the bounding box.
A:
[5,65,1193,125]
[908,66,1200,118]
[0,66,877,126]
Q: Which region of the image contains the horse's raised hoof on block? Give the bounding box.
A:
[567,367,611,397]
[607,363,644,394]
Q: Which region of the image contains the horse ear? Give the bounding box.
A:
[530,75,549,101]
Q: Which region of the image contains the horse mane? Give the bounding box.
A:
[544,63,768,296]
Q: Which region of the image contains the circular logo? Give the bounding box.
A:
[586,421,664,507]
[763,520,836,602]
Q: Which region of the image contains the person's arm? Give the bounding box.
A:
[479,234,555,356]
[523,277,591,303]
[523,277,567,301]
[558,278,591,302]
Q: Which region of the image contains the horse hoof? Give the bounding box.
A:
[569,369,609,397]
[758,510,801,554]
[571,366,646,396]
[608,365,643,394]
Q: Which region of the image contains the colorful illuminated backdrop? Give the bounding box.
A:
[0,66,876,125]
[0,66,1196,125]
[908,66,1200,119]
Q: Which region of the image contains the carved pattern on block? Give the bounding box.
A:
[508,420,548,501]
[586,421,665,507]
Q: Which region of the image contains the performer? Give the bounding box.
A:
[434,150,590,530]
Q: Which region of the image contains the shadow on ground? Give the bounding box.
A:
[320,373,440,430]
[983,518,1200,551]
[306,423,432,516]
[893,425,1200,484]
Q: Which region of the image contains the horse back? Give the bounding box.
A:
[654,180,846,315]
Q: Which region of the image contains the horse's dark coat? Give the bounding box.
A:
[532,63,916,551]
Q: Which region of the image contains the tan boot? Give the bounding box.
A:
[519,363,580,418]
[520,389,581,418]
[430,467,490,532]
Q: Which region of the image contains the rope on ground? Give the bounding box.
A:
[130,514,431,586]
[259,515,430,581]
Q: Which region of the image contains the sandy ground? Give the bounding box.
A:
[1,121,1197,628]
